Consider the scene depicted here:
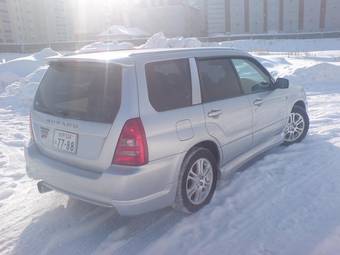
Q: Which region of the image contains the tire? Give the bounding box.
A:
[284,105,309,145]
[175,147,218,213]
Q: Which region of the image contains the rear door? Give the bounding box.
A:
[31,61,131,172]
[196,57,253,164]
[231,58,287,146]
[137,58,205,163]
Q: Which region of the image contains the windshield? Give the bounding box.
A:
[34,62,122,123]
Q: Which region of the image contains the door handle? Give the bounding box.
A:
[207,109,222,118]
[253,98,264,106]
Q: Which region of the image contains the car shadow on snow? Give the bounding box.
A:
[12,196,183,255]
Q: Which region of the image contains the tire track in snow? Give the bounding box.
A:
[94,211,184,255]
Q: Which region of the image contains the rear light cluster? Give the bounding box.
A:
[112,118,148,166]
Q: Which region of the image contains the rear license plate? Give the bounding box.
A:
[53,129,78,154]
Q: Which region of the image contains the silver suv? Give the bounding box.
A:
[25,48,309,215]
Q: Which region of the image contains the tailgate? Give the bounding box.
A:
[32,61,123,172]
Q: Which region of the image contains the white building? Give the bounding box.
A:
[0,0,73,44]
[41,0,74,43]
[71,0,118,40]
[71,0,205,40]
[124,0,205,37]
[0,0,13,43]
[206,0,340,36]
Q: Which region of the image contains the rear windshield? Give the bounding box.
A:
[34,62,122,123]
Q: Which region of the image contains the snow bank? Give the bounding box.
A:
[212,38,340,52]
[31,48,60,60]
[290,62,340,85]
[80,33,340,53]
[77,41,134,53]
[0,53,27,63]
[78,32,203,53]
[0,48,60,93]
[81,32,203,52]
[255,52,340,87]
[138,32,202,49]
[0,48,59,111]
[1,66,48,112]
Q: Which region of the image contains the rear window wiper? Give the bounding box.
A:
[55,109,83,120]
[35,106,56,116]
[55,109,70,117]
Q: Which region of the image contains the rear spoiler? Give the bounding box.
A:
[47,56,134,67]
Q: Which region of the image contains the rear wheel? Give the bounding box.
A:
[175,147,218,213]
[284,106,309,144]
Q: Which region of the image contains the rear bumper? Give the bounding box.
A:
[25,142,182,215]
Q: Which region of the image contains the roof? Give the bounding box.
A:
[49,47,250,65]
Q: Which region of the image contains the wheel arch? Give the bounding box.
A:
[182,140,222,178]
[284,100,310,145]
[174,140,221,212]
[194,140,221,165]
[293,100,306,110]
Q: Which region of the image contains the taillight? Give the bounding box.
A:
[112,118,148,166]
[29,112,34,142]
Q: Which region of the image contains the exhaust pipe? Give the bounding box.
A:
[37,181,52,194]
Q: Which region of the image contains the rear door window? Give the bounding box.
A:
[145,59,192,112]
[196,58,242,103]
[34,62,122,123]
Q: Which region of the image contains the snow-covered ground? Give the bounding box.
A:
[1,37,340,255]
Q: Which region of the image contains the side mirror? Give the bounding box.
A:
[274,78,289,89]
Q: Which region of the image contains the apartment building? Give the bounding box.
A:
[41,0,74,42]
[0,0,12,42]
[7,0,44,43]
[124,0,205,37]
[72,0,121,40]
[0,0,73,44]
[206,0,340,35]
[71,0,204,39]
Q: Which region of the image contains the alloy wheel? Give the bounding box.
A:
[284,112,305,142]
[186,158,214,205]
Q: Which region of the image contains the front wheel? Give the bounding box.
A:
[175,147,218,213]
[284,106,309,144]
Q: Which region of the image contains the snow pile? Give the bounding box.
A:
[0,48,60,111]
[77,41,134,53]
[78,32,203,53]
[31,48,60,60]
[139,32,202,49]
[213,38,340,52]
[99,25,148,38]
[0,53,27,63]
[0,48,59,93]
[2,66,48,112]
[255,53,340,88]
[290,62,340,85]
[81,33,340,53]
